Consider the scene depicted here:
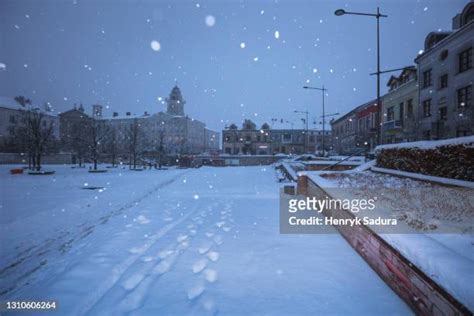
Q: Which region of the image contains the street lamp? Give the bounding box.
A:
[334,7,387,145]
[294,110,309,154]
[303,85,327,156]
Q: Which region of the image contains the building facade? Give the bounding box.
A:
[331,99,379,155]
[415,2,474,139]
[222,119,331,155]
[0,96,60,149]
[381,67,419,143]
[59,85,219,160]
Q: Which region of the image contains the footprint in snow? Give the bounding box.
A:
[205,232,214,238]
[198,243,211,254]
[177,234,188,243]
[189,229,197,236]
[203,268,218,283]
[215,221,226,228]
[192,259,208,273]
[187,283,205,300]
[158,249,174,259]
[213,235,223,245]
[207,251,219,262]
[222,226,231,232]
[135,215,150,224]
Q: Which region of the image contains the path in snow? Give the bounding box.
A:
[2,166,412,315]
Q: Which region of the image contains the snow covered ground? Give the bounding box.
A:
[0,165,411,315]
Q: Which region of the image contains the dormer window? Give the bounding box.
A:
[439,49,448,61]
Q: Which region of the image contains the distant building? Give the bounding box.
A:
[0,96,59,149]
[222,119,331,155]
[381,66,419,143]
[59,85,219,159]
[331,99,379,155]
[415,1,474,139]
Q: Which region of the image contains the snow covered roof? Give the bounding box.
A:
[375,136,474,152]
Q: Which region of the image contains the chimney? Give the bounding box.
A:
[113,112,118,117]
[126,112,131,116]
[92,104,103,118]
[144,111,149,116]
[452,13,461,30]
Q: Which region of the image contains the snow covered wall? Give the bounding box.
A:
[375,136,474,182]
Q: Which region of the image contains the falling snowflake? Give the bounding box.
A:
[260,10,264,15]
[150,40,161,51]
[14,24,20,29]
[24,64,28,68]
[253,57,259,62]
[196,3,200,8]
[240,42,246,49]
[418,49,424,55]
[313,68,318,73]
[274,30,280,39]
[205,15,216,27]
[423,7,428,11]
[0,63,6,70]
[193,194,200,200]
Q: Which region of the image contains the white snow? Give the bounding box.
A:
[375,136,474,152]
[371,166,474,189]
[205,15,216,27]
[303,170,474,310]
[150,40,161,52]
[0,165,411,314]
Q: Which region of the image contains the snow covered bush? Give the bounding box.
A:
[375,136,474,181]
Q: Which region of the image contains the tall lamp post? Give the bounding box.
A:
[294,110,309,154]
[303,85,328,156]
[334,7,387,145]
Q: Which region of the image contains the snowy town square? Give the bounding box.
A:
[1,0,473,315]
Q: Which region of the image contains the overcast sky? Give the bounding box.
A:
[0,0,467,131]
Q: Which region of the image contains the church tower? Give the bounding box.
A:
[166,85,185,116]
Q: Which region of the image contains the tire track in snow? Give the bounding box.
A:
[0,170,193,298]
[74,200,202,316]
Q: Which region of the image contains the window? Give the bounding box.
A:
[387,106,394,121]
[457,85,472,109]
[407,99,413,118]
[423,130,431,140]
[456,129,470,137]
[9,115,16,123]
[423,99,431,117]
[422,69,432,88]
[439,107,447,120]
[283,133,291,142]
[459,47,472,73]
[256,135,261,142]
[439,74,448,89]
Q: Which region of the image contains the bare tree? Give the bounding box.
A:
[106,126,118,167]
[157,130,166,168]
[88,119,108,170]
[14,96,32,107]
[68,122,89,167]
[126,119,143,169]
[16,109,55,171]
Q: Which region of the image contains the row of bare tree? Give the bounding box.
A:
[3,96,168,171]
